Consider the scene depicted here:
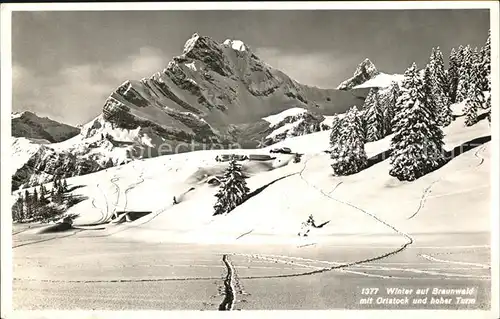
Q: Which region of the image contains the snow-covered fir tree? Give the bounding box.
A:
[363,88,384,141]
[381,81,400,135]
[213,158,250,216]
[331,106,367,176]
[426,49,453,127]
[448,47,461,103]
[389,62,445,181]
[456,45,473,103]
[479,30,491,91]
[464,82,483,127]
[329,115,343,148]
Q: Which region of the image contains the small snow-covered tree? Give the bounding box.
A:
[390,62,445,181]
[12,195,24,222]
[329,115,343,148]
[464,82,483,127]
[382,81,400,135]
[364,88,384,141]
[213,158,250,216]
[24,190,32,220]
[331,106,367,176]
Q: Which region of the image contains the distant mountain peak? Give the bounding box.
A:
[337,58,380,90]
[356,58,378,76]
[11,111,80,144]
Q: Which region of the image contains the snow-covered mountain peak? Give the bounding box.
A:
[336,58,404,91]
[183,33,201,54]
[356,58,378,77]
[223,39,248,52]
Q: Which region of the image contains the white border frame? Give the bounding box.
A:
[1,2,498,319]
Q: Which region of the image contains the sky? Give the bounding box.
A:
[12,9,490,126]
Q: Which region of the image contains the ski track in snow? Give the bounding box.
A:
[418,253,490,269]
[407,143,487,220]
[91,183,106,224]
[218,255,236,311]
[298,155,415,258]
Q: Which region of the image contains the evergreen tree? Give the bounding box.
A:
[33,188,39,203]
[389,62,445,181]
[39,184,50,206]
[12,195,24,222]
[62,179,68,192]
[456,45,473,103]
[425,55,452,127]
[24,190,32,220]
[331,106,368,176]
[448,47,461,103]
[479,30,491,91]
[329,115,343,148]
[433,47,449,97]
[464,82,483,127]
[382,81,400,135]
[213,158,250,216]
[364,88,384,141]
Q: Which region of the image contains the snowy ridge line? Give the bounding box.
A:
[218,255,237,311]
[418,253,491,269]
[407,142,488,220]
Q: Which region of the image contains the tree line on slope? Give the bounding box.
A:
[329,31,491,182]
[12,176,80,223]
[209,32,492,216]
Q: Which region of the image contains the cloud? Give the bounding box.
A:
[254,47,347,89]
[12,46,168,126]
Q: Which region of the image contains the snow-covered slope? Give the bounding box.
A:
[17,115,490,244]
[352,73,404,89]
[11,111,80,143]
[12,33,363,190]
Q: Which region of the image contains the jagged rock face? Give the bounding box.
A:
[337,58,380,90]
[12,33,362,190]
[11,111,80,143]
[11,138,114,191]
